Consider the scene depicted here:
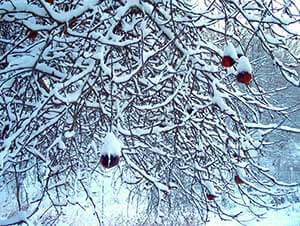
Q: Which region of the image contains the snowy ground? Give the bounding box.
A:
[34,202,300,226]
[208,205,300,226]
[1,174,300,226]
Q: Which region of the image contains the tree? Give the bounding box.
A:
[0,0,300,225]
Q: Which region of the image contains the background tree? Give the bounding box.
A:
[0,0,300,225]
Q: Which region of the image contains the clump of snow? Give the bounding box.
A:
[236,166,247,182]
[101,132,122,156]
[64,130,75,138]
[223,42,238,59]
[237,56,252,73]
[58,139,66,149]
[204,181,217,196]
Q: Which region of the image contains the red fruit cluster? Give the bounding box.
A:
[221,56,235,68]
[207,194,216,201]
[45,0,54,4]
[234,175,244,184]
[237,71,252,85]
[27,30,38,40]
[100,154,120,169]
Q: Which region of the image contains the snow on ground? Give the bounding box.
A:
[40,201,300,226]
[1,172,300,225]
[208,205,300,226]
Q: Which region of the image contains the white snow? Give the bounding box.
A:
[265,34,284,45]
[237,56,252,73]
[211,79,237,119]
[41,0,98,23]
[204,181,217,196]
[1,172,300,226]
[236,45,243,56]
[123,153,169,193]
[207,204,300,226]
[0,0,47,17]
[101,132,122,156]
[236,166,247,181]
[0,211,32,226]
[246,123,300,134]
[223,42,238,59]
[64,130,75,138]
[136,73,186,110]
[58,139,66,150]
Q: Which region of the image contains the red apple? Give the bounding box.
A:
[100,154,120,169]
[234,175,244,184]
[100,155,109,168]
[45,0,54,4]
[207,194,216,201]
[221,56,235,68]
[110,155,120,168]
[27,30,38,40]
[237,71,252,85]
